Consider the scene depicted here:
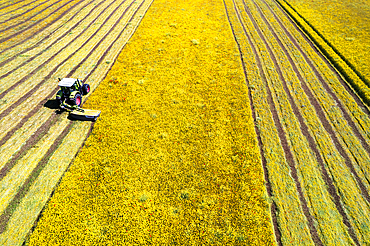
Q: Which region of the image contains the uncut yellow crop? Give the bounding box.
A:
[27,0,275,245]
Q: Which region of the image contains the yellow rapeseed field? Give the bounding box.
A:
[26,0,275,244]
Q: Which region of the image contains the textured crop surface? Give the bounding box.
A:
[281,0,370,86]
[223,0,370,245]
[0,0,153,244]
[2,0,370,245]
[24,0,276,244]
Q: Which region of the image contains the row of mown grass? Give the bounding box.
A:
[26,0,275,244]
[275,0,370,108]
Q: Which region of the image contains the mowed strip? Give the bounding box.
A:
[26,0,275,244]
[225,0,370,245]
[0,0,153,245]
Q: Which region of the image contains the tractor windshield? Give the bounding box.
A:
[61,86,71,95]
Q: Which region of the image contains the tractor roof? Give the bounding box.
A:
[58,78,76,87]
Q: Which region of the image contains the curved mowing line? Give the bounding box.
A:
[0,0,65,32]
[235,0,325,245]
[249,0,370,206]
[0,0,53,25]
[0,0,84,56]
[231,0,321,245]
[222,0,282,245]
[261,0,370,159]
[0,0,129,111]
[0,0,112,99]
[246,0,362,244]
[270,1,370,117]
[0,0,39,19]
[0,0,147,234]
[0,0,27,11]
[0,0,98,74]
[0,0,79,44]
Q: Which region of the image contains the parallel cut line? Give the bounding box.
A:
[0,0,83,45]
[245,0,362,244]
[261,0,370,159]
[0,0,86,56]
[222,0,282,245]
[251,0,370,206]
[0,0,112,98]
[0,0,131,119]
[0,0,142,163]
[0,0,28,11]
[270,0,370,133]
[0,0,98,75]
[232,0,320,244]
[0,0,44,22]
[0,0,148,238]
[0,0,61,28]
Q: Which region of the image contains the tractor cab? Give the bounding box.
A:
[56,78,90,107]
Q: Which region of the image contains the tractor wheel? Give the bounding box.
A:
[82,84,90,95]
[72,93,82,106]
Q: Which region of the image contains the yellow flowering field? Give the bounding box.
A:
[25,0,275,244]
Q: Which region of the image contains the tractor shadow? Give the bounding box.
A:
[43,99,64,114]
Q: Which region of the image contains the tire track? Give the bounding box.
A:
[0,0,111,98]
[222,0,282,245]
[244,0,362,244]
[0,0,82,45]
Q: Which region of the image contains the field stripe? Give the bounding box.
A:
[0,0,132,119]
[0,0,73,40]
[0,1,152,244]
[0,0,64,32]
[240,0,370,244]
[242,0,362,244]
[257,0,370,186]
[0,0,84,51]
[0,0,99,78]
[225,0,315,244]
[234,0,327,244]
[0,0,88,58]
[222,1,282,244]
[0,0,31,12]
[0,0,135,169]
[0,0,114,95]
[0,0,152,244]
[268,0,370,142]
[0,0,48,23]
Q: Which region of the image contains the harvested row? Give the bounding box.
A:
[0,0,84,51]
[0,0,153,245]
[225,0,370,245]
[25,0,276,243]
